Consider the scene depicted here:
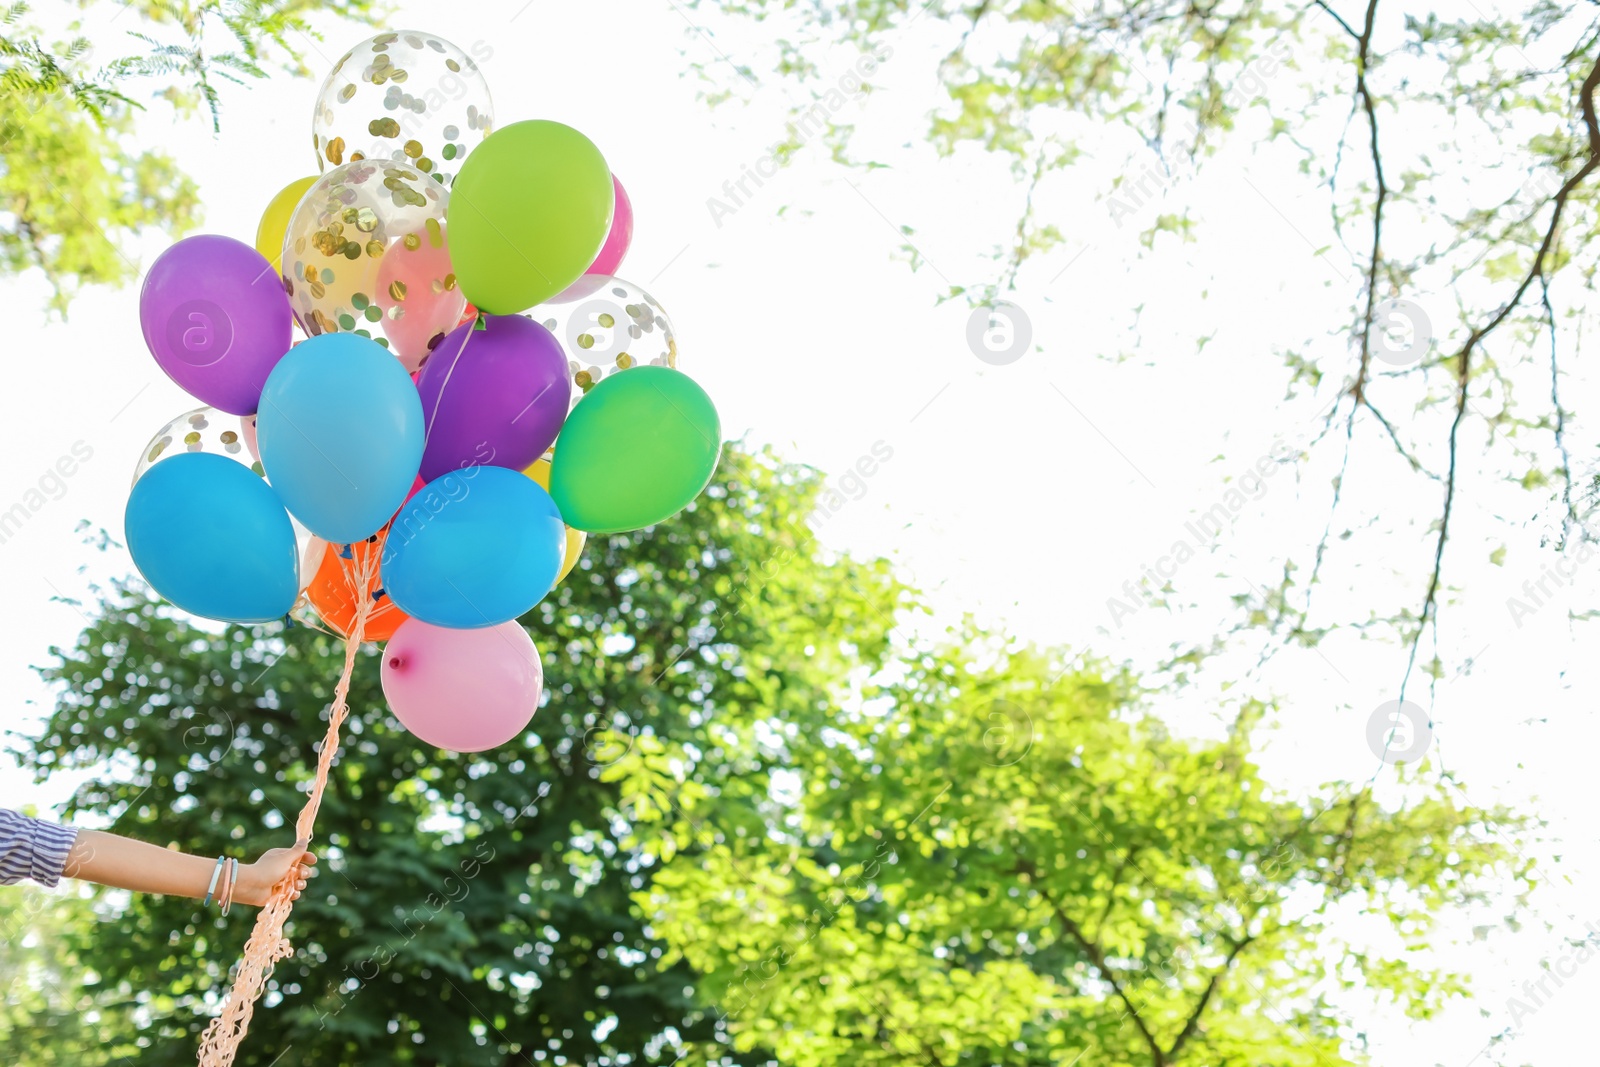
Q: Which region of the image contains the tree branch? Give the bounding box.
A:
[1348,0,1387,411]
[1400,45,1600,702]
[1165,934,1255,1061]
[1539,272,1579,542]
[1094,847,1138,937]
[1051,902,1167,1067]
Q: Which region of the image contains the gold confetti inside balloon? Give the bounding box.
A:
[131,406,257,485]
[282,160,467,372]
[312,31,493,188]
[531,277,678,406]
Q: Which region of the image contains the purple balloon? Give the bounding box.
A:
[139,235,294,416]
[416,315,569,482]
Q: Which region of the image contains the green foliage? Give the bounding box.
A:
[0,878,139,1065]
[11,448,905,1066]
[8,447,1534,1065]
[0,1,377,312]
[643,649,1534,1065]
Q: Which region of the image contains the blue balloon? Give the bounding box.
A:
[256,334,424,544]
[125,452,299,623]
[381,466,566,628]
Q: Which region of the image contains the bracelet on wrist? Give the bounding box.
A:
[220,857,240,916]
[202,855,226,908]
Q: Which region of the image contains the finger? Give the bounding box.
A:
[299,852,319,866]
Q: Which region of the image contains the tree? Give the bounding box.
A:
[641,647,1534,1065]
[690,0,1600,687]
[1,0,376,312]
[0,868,139,1066]
[10,447,904,1066]
[10,447,1532,1064]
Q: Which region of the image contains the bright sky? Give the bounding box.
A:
[5,1,1600,1063]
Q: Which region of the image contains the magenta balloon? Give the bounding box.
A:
[586,175,633,277]
[381,619,542,752]
[139,235,294,416]
[415,314,568,482]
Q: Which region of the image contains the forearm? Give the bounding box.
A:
[63,829,219,900]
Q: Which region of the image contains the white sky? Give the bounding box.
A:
[5,1,1600,1063]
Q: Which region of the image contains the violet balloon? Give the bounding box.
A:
[139,235,294,416]
[415,315,568,481]
[381,618,542,752]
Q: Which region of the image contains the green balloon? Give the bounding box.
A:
[448,120,613,314]
[551,367,721,534]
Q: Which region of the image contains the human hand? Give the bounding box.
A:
[232,838,318,907]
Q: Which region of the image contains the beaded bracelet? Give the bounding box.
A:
[202,855,226,908]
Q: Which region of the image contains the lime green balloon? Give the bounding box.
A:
[551,367,721,534]
[448,120,613,314]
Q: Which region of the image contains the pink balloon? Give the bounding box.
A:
[546,178,634,305]
[381,619,542,752]
[586,175,632,277]
[241,414,260,464]
[377,234,466,374]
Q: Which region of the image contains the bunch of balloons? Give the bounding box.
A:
[128,30,720,755]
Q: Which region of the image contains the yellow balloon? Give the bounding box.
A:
[524,455,586,586]
[255,176,317,272]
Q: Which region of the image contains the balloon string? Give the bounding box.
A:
[421,320,475,451]
[195,541,377,1067]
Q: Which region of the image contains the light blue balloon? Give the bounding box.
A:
[381,466,566,628]
[256,333,424,544]
[125,452,299,623]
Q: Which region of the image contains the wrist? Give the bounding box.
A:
[231,861,266,907]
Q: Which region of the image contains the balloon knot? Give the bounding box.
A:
[338,544,354,559]
[371,587,386,602]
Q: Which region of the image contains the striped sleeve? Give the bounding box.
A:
[0,808,80,888]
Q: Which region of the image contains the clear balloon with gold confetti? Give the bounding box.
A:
[530,277,678,406]
[131,406,257,485]
[282,160,467,373]
[312,30,492,188]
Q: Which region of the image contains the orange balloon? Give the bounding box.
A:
[306,530,408,641]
